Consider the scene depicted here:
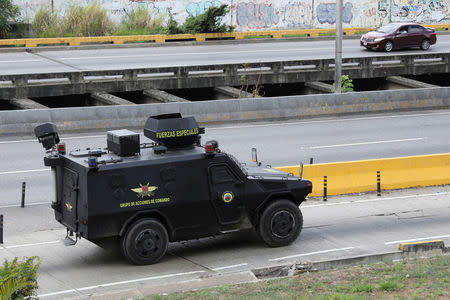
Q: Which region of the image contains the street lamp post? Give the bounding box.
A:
[335,0,343,93]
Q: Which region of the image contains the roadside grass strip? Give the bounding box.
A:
[144,256,449,300]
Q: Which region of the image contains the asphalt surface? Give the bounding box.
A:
[0,35,450,75]
[0,186,449,298]
[0,109,449,207]
[0,110,449,298]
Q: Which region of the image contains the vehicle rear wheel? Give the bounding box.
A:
[384,41,393,52]
[420,39,431,50]
[258,199,303,247]
[121,218,168,265]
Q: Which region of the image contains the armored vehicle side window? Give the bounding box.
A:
[211,165,236,184]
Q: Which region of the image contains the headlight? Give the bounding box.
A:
[374,38,384,42]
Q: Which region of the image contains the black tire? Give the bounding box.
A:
[420,39,431,50]
[384,41,393,52]
[121,218,168,265]
[258,199,303,247]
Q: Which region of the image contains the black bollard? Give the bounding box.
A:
[310,157,314,165]
[323,176,327,202]
[21,182,26,208]
[377,171,381,197]
[0,214,3,244]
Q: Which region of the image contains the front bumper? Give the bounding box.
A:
[360,40,382,50]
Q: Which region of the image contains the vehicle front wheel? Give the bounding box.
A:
[420,39,431,50]
[258,199,303,247]
[121,218,168,265]
[384,41,393,52]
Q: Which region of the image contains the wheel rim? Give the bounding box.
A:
[385,42,393,51]
[422,40,430,49]
[271,210,295,238]
[134,229,162,258]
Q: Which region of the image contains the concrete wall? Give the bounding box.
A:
[14,0,450,31]
[0,87,449,136]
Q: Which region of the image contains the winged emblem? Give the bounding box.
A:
[131,183,158,198]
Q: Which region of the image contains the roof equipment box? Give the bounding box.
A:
[107,129,140,156]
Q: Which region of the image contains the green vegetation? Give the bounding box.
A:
[114,6,165,36]
[140,256,449,299]
[33,3,114,38]
[165,5,233,35]
[30,4,232,38]
[333,75,354,93]
[0,256,41,300]
[182,5,233,34]
[0,0,20,38]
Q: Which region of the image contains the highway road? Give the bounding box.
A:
[0,110,449,298]
[0,109,449,207]
[0,186,449,298]
[0,35,450,75]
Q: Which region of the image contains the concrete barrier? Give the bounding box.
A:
[277,153,450,196]
[0,87,449,136]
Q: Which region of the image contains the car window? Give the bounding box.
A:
[408,25,423,33]
[398,26,408,33]
[376,23,398,33]
[210,165,236,184]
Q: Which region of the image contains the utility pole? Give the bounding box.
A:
[334,0,343,93]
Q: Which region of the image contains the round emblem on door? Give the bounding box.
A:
[222,191,234,203]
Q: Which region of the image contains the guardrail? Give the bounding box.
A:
[277,153,450,197]
[0,24,448,48]
[1,53,449,99]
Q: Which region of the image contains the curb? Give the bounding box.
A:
[76,241,448,300]
[0,35,362,54]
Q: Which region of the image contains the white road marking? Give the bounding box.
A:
[384,234,450,245]
[0,59,42,64]
[1,111,449,145]
[37,270,206,298]
[302,192,450,208]
[268,247,354,262]
[211,263,249,271]
[0,240,60,250]
[310,138,425,149]
[0,201,51,209]
[0,168,49,175]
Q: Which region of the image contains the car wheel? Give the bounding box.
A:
[384,41,393,52]
[420,39,431,50]
[121,218,168,265]
[258,199,303,247]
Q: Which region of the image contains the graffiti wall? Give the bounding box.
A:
[14,0,450,31]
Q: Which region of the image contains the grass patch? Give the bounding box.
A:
[319,32,335,36]
[244,35,272,39]
[282,34,308,38]
[141,256,450,299]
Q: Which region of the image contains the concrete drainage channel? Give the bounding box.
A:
[252,240,448,280]
[83,241,448,299]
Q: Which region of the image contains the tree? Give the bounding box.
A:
[332,75,354,93]
[0,0,20,38]
[182,5,234,34]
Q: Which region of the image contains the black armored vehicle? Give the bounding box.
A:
[35,114,312,264]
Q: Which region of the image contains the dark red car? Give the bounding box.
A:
[360,23,437,52]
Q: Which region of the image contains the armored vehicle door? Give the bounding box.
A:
[62,168,79,231]
[208,164,243,226]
